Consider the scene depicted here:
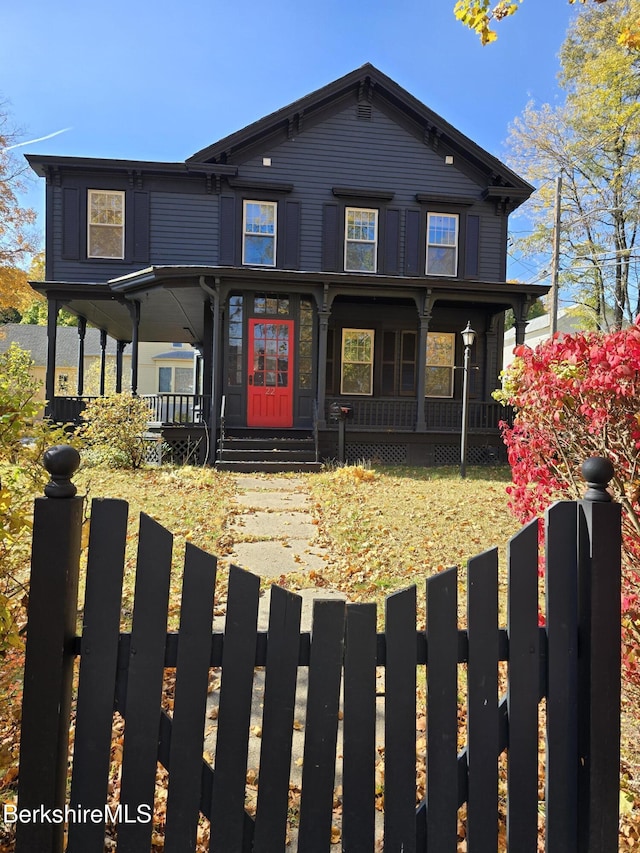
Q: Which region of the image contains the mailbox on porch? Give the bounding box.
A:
[329,402,354,422]
[329,402,353,463]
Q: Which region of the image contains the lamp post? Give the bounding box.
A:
[460,320,476,479]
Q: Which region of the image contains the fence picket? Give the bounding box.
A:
[117,513,173,853]
[164,544,217,853]
[253,585,303,853]
[545,502,579,852]
[426,567,459,852]
[506,519,540,852]
[466,548,499,853]
[67,499,128,853]
[297,599,347,853]
[209,565,260,853]
[342,602,378,853]
[384,585,417,853]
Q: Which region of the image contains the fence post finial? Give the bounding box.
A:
[581,457,614,502]
[43,444,81,498]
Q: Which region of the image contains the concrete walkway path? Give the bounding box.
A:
[225,474,347,629]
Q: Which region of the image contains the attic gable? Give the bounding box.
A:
[187,63,532,205]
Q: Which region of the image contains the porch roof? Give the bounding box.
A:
[30,266,549,344]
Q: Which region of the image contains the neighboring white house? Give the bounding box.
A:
[0,324,198,401]
[502,309,586,371]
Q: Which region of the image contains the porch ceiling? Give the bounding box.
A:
[30,280,209,344]
[31,266,549,343]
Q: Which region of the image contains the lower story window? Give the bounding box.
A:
[425,332,455,397]
[341,329,374,395]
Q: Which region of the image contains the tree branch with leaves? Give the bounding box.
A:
[454,0,623,46]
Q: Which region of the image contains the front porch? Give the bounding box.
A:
[50,393,512,468]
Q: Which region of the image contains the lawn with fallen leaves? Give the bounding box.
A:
[0,462,638,851]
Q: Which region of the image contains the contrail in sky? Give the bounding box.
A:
[2,127,72,151]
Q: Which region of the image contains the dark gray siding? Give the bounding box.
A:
[229,103,503,278]
[47,101,508,282]
[149,193,218,265]
[52,187,134,282]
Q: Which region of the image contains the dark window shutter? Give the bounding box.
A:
[465,214,480,278]
[219,195,236,265]
[62,188,80,260]
[404,209,421,276]
[383,208,400,275]
[282,200,300,269]
[132,192,150,264]
[322,203,339,271]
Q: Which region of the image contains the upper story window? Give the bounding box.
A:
[426,213,458,277]
[425,332,455,397]
[243,201,277,266]
[344,207,378,272]
[88,190,125,259]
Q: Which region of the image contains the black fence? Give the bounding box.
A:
[16,449,621,852]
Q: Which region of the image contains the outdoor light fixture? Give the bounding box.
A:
[445,154,454,165]
[460,321,476,478]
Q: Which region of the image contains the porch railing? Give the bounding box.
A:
[139,394,211,425]
[51,395,213,427]
[50,396,98,424]
[325,398,513,432]
[326,398,417,430]
[425,400,514,432]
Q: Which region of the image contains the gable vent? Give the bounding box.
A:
[357,103,372,121]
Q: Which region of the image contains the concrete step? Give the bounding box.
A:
[218,449,317,462]
[215,460,323,473]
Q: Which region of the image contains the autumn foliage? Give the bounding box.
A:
[497,321,640,678]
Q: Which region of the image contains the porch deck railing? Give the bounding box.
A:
[325,398,513,432]
[141,394,211,425]
[50,395,212,427]
[52,395,512,434]
[425,399,514,432]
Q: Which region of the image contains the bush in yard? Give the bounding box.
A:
[0,343,74,654]
[80,394,151,469]
[495,321,640,681]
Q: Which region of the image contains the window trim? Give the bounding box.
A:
[425,331,456,398]
[87,190,125,259]
[340,328,375,396]
[242,200,277,267]
[425,212,459,277]
[344,207,378,273]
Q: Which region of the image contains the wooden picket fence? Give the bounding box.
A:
[16,448,621,852]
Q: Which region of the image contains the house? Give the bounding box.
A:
[502,308,587,371]
[0,324,197,419]
[25,64,548,469]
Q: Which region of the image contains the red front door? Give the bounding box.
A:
[247,319,294,427]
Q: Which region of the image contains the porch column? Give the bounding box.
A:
[512,296,533,346]
[514,319,527,346]
[193,347,203,395]
[76,317,86,396]
[128,301,140,396]
[415,291,434,432]
[209,284,223,460]
[202,302,214,414]
[99,329,107,397]
[115,340,127,393]
[45,297,59,418]
[484,314,499,398]
[316,309,330,429]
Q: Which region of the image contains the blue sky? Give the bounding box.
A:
[3,0,579,279]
